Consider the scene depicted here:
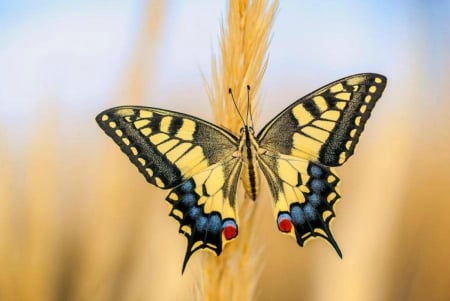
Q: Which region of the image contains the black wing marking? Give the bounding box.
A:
[166,158,242,272]
[257,73,387,166]
[96,106,238,189]
[258,151,342,255]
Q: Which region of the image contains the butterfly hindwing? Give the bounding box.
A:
[166,158,242,272]
[257,73,387,166]
[258,152,342,254]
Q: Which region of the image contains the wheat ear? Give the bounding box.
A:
[200,0,278,300]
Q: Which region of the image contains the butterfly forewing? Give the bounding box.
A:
[96,106,239,188]
[257,73,387,166]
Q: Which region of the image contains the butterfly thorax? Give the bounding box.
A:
[237,126,261,201]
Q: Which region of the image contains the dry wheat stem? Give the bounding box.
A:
[201,0,278,300]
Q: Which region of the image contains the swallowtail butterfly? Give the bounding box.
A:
[96,73,387,272]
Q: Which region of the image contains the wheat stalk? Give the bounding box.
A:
[200,0,278,300]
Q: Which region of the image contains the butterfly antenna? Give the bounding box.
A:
[229,88,246,125]
[246,85,255,127]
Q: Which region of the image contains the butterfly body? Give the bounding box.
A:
[96,73,387,272]
[237,126,261,201]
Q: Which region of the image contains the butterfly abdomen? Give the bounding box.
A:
[239,126,261,200]
[241,162,260,200]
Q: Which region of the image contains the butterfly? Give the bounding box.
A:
[96,73,387,272]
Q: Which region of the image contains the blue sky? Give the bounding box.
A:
[0,0,448,135]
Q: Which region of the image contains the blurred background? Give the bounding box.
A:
[1,0,449,300]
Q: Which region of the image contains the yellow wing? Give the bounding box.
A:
[96,106,241,272]
[256,73,387,255]
[257,73,387,166]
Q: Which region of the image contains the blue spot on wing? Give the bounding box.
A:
[208,214,222,234]
[195,216,208,231]
[309,164,324,177]
[180,180,194,193]
[310,179,325,193]
[291,205,305,225]
[222,219,237,229]
[307,193,321,206]
[187,207,201,219]
[181,193,196,207]
[303,204,316,220]
[277,212,292,224]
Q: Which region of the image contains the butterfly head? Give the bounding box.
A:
[239,125,255,135]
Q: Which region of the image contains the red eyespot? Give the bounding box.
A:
[222,220,237,240]
[223,225,237,240]
[278,217,292,233]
